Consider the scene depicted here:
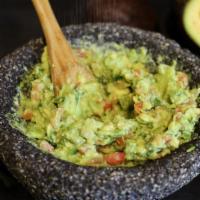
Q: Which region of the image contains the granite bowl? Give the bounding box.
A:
[0,23,200,200]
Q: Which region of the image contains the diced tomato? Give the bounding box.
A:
[77,49,88,58]
[89,157,104,165]
[116,137,125,147]
[22,110,33,121]
[175,107,182,113]
[164,135,172,144]
[177,72,188,87]
[134,69,141,78]
[104,102,113,112]
[40,141,54,153]
[31,81,43,101]
[78,146,89,154]
[175,113,182,121]
[134,102,143,114]
[105,152,125,165]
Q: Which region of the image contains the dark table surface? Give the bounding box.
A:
[0,0,200,199]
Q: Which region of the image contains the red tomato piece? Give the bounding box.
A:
[134,102,143,114]
[116,137,125,147]
[77,49,88,58]
[177,72,188,87]
[104,102,113,111]
[134,68,141,77]
[22,110,33,121]
[105,152,125,165]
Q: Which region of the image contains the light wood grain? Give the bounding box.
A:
[32,0,92,95]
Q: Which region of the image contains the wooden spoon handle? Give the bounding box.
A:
[32,0,75,60]
[32,0,77,93]
[32,0,60,42]
[32,0,94,94]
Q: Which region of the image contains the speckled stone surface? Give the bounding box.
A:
[0,23,200,200]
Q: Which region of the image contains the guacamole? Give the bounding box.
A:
[11,42,200,166]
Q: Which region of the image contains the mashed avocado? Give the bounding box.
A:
[11,42,200,166]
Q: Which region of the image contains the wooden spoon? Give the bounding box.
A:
[32,0,93,95]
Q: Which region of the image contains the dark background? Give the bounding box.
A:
[0,0,200,199]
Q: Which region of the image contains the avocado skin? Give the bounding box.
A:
[175,0,200,55]
[1,23,200,200]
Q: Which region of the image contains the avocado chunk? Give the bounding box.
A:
[183,0,200,47]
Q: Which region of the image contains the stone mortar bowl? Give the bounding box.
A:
[0,23,200,200]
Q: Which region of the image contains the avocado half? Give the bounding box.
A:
[183,0,200,47]
[1,24,200,200]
